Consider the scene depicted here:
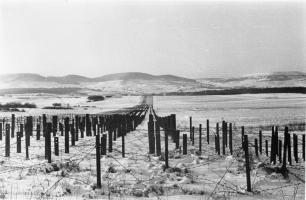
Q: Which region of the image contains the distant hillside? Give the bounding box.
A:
[0,71,305,95]
[0,72,195,85]
[197,71,306,88]
[93,72,195,83]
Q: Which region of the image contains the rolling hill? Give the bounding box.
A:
[0,71,305,95]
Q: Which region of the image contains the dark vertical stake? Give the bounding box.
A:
[192,126,195,146]
[282,127,288,172]
[199,124,202,154]
[17,132,21,153]
[259,130,262,154]
[165,127,169,168]
[265,140,269,156]
[229,123,233,155]
[11,114,15,138]
[5,124,10,157]
[155,122,161,156]
[108,131,113,153]
[0,123,2,140]
[216,123,220,155]
[189,116,192,140]
[148,118,155,154]
[254,138,258,157]
[244,135,251,192]
[303,135,305,161]
[206,119,209,144]
[175,130,180,149]
[64,117,69,153]
[293,134,298,163]
[222,122,225,155]
[288,132,292,165]
[71,124,75,146]
[122,129,125,158]
[36,124,41,140]
[183,133,187,155]
[241,126,244,149]
[54,137,59,156]
[46,123,52,163]
[270,127,275,164]
[96,134,101,189]
[225,122,228,147]
[101,134,107,155]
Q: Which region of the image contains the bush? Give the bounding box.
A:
[0,102,36,109]
[87,95,104,102]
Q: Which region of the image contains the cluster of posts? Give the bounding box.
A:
[0,103,149,188]
[147,111,305,193]
[1,99,305,193]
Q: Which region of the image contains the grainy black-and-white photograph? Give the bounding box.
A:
[0,0,305,199]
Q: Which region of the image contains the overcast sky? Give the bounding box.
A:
[0,0,305,78]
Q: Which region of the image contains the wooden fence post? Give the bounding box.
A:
[46,123,52,163]
[216,123,220,155]
[293,134,298,163]
[42,114,46,137]
[244,135,251,192]
[270,127,275,164]
[54,136,59,156]
[101,134,107,155]
[199,124,202,154]
[121,125,125,158]
[148,118,155,154]
[255,138,258,157]
[52,116,57,137]
[11,114,15,138]
[241,126,244,149]
[183,133,187,155]
[36,124,41,140]
[288,132,292,165]
[17,132,21,153]
[281,127,288,174]
[222,122,225,155]
[278,140,282,163]
[71,123,75,146]
[176,130,180,149]
[165,126,169,168]
[303,135,305,161]
[20,123,24,137]
[265,140,268,156]
[5,124,10,157]
[96,134,101,189]
[229,123,233,155]
[259,130,262,154]
[189,116,192,141]
[108,131,113,153]
[155,122,161,156]
[64,117,69,154]
[192,126,195,146]
[0,123,2,140]
[207,119,209,144]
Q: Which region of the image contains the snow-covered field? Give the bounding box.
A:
[154,93,306,130]
[0,94,141,117]
[0,93,305,199]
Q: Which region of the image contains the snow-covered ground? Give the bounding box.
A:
[0,95,141,117]
[154,93,306,130]
[0,93,304,199]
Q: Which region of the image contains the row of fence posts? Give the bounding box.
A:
[94,107,148,188]
[1,105,149,190]
[149,113,305,193]
[0,105,148,163]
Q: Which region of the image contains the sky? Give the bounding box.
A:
[0,0,305,78]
